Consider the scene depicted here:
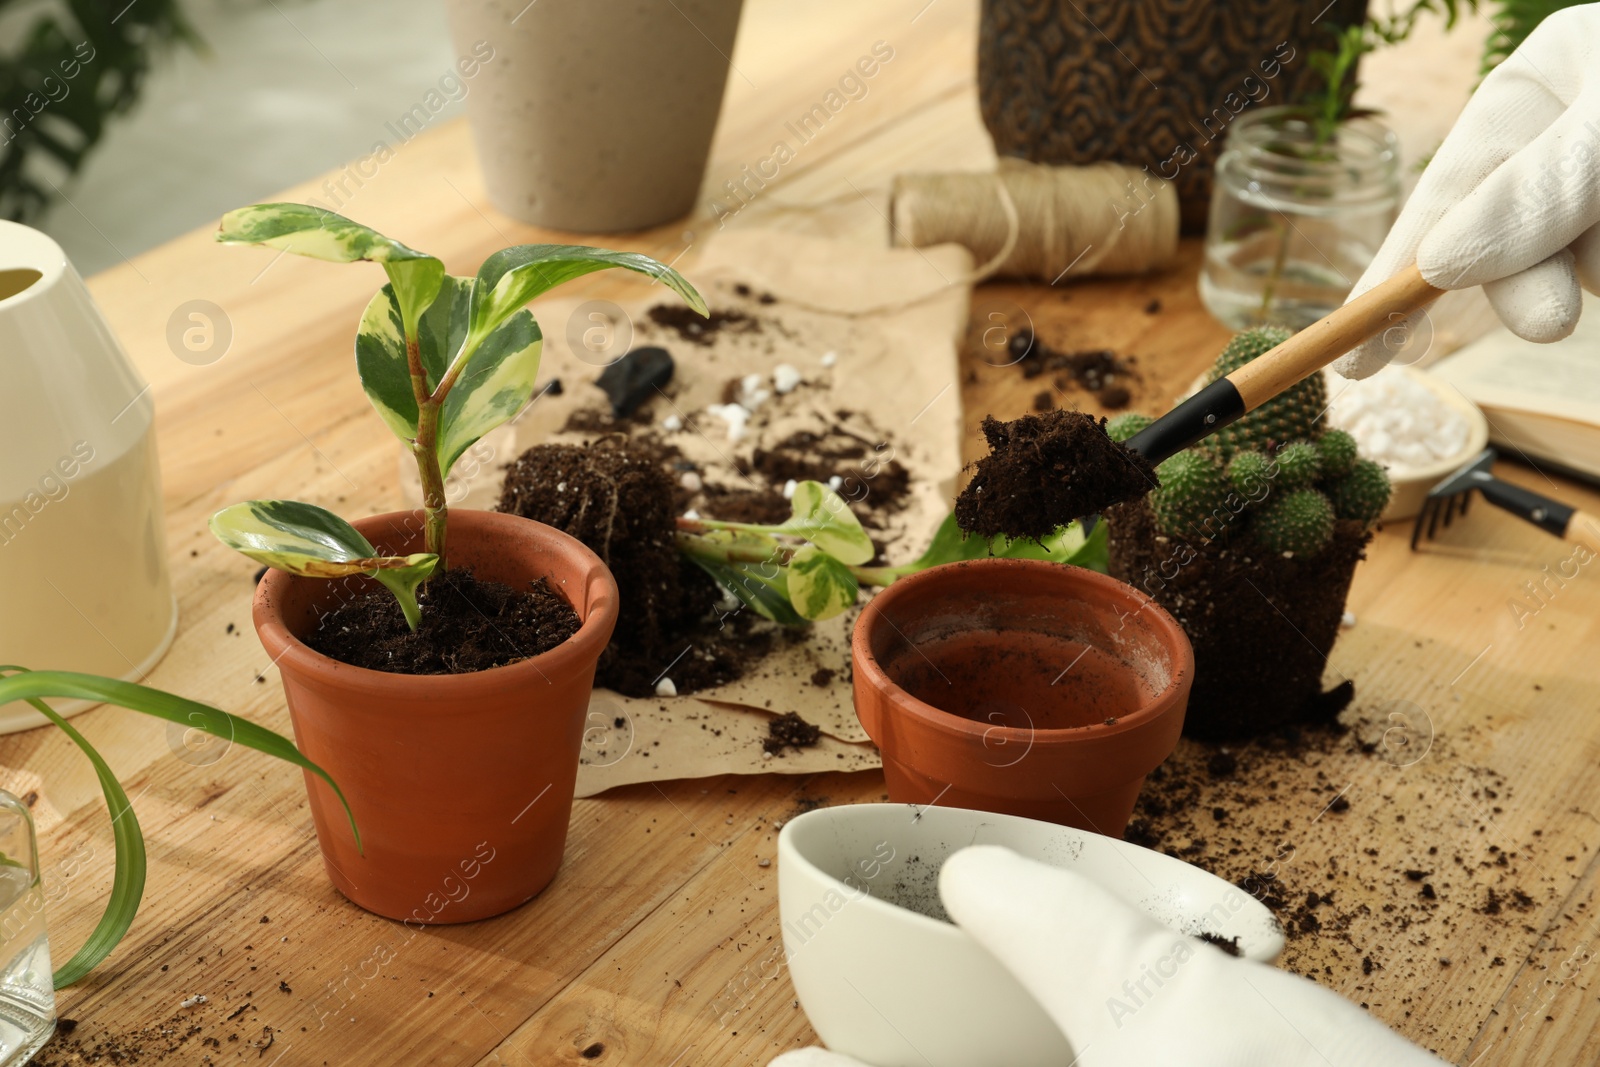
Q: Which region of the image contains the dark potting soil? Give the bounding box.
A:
[497,439,772,697]
[750,428,912,517]
[954,410,1158,540]
[763,711,822,756]
[305,568,579,675]
[647,304,760,345]
[1105,497,1369,740]
[1008,330,1140,410]
[697,484,792,526]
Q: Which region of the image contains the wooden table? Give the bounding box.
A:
[10,2,1600,1063]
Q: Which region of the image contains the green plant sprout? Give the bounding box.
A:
[208,204,705,627]
[0,667,355,987]
[676,480,1107,623]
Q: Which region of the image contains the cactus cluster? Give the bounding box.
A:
[1113,326,1392,559]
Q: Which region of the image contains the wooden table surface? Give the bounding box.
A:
[9,2,1600,1064]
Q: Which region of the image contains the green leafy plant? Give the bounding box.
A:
[1124,326,1390,558]
[0,667,355,987]
[209,203,705,627]
[676,480,1107,623]
[0,0,199,221]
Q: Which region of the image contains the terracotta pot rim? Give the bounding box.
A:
[853,558,1193,744]
[252,508,618,698]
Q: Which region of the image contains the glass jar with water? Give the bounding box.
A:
[0,791,52,1064]
[1200,106,1400,330]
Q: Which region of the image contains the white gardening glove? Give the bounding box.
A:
[1336,3,1600,378]
[772,846,1445,1067]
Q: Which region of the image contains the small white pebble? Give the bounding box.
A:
[683,508,700,521]
[821,350,838,367]
[1341,611,1357,628]
[705,402,750,442]
[827,475,843,491]
[655,677,678,698]
[773,363,803,394]
[180,995,208,1009]
[556,481,566,493]
[758,858,772,868]
[725,816,734,825]
[772,819,785,829]
[762,750,774,760]
[738,373,771,411]
[679,471,703,492]
[662,414,683,432]
[782,479,797,499]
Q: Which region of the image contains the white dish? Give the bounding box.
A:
[778,803,1284,1067]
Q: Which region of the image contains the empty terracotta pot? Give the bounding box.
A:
[253,509,618,923]
[852,559,1192,837]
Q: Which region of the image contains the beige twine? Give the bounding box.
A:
[889,159,1179,284]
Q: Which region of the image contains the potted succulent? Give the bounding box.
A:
[208,204,704,922]
[1103,327,1391,739]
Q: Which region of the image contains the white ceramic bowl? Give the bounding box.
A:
[778,803,1284,1067]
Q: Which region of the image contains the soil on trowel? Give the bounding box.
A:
[497,438,773,697]
[954,410,1158,540]
[305,567,579,674]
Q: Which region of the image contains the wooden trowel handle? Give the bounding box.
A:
[1124,264,1445,466]
[1228,263,1444,410]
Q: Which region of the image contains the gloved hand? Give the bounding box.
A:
[1336,4,1600,378]
[772,846,1445,1067]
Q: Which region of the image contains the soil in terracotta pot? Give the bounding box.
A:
[306,567,579,674]
[954,410,1157,540]
[497,438,773,697]
[1105,497,1369,739]
[883,629,1153,730]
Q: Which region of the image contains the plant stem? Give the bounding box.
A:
[674,531,907,587]
[406,334,448,569]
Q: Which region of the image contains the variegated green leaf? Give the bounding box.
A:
[356,276,543,474]
[677,527,784,561]
[465,244,706,356]
[778,482,874,566]
[208,500,437,629]
[785,545,859,621]
[217,203,445,337]
[688,558,805,626]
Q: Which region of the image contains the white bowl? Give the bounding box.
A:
[778,803,1284,1067]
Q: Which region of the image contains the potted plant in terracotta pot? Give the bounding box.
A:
[1103,326,1391,740]
[208,204,704,922]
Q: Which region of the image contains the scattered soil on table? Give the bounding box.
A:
[1008,329,1140,409]
[647,304,760,346]
[955,410,1158,540]
[750,427,912,520]
[34,1010,283,1066]
[498,439,772,697]
[306,568,578,674]
[763,711,822,756]
[697,484,791,526]
[1106,497,1370,739]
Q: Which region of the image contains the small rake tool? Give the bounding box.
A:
[1410,447,1595,550]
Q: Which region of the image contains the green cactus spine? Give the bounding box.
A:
[1253,489,1335,557]
[1149,451,1228,539]
[1327,458,1391,525]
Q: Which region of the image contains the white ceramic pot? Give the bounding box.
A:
[0,222,177,731]
[778,803,1284,1067]
[445,0,745,232]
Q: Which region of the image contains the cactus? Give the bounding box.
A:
[1106,411,1154,443]
[1274,441,1321,489]
[1253,489,1335,557]
[1149,451,1228,538]
[1203,327,1326,460]
[1316,428,1359,478]
[1328,458,1391,525]
[1226,450,1274,500]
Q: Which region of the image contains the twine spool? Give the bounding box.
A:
[889,159,1179,283]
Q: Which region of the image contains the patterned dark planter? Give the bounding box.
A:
[978,0,1368,232]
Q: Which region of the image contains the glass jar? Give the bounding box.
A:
[0,791,53,1065]
[1200,106,1400,330]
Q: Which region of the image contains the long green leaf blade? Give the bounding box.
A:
[786,545,860,621]
[779,482,875,566]
[688,558,805,626]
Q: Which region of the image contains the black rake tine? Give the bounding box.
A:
[1427,494,1443,541]
[1410,497,1434,551]
[1443,493,1458,528]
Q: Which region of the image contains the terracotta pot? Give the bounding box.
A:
[445,0,745,232]
[852,559,1192,837]
[253,509,618,923]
